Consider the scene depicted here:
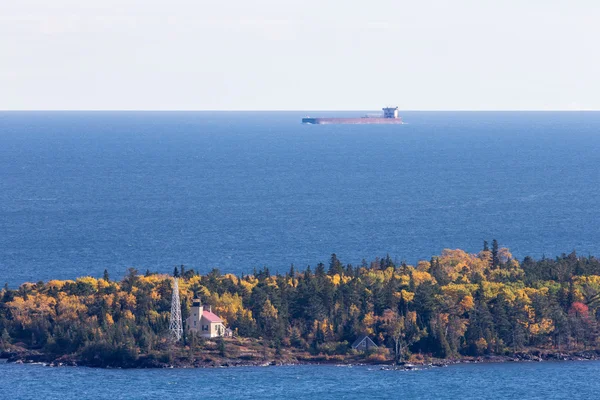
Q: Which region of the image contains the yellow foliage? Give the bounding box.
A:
[261,299,278,320]
[118,292,137,309]
[19,283,37,292]
[439,249,489,280]
[7,294,57,327]
[76,276,99,292]
[97,279,110,290]
[212,292,246,326]
[330,274,342,286]
[480,282,506,299]
[47,280,67,290]
[139,274,167,285]
[575,275,600,287]
[102,294,114,308]
[442,283,477,297]
[513,289,531,304]
[56,294,87,323]
[528,317,554,335]
[406,310,417,324]
[265,276,279,289]
[475,338,488,354]
[416,260,430,272]
[150,289,161,301]
[186,275,202,286]
[365,270,386,284]
[460,295,475,311]
[478,250,492,264]
[382,267,395,281]
[123,310,135,321]
[411,270,434,287]
[239,278,258,293]
[396,274,411,286]
[362,312,376,335]
[400,290,415,302]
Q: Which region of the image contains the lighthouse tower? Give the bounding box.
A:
[189,298,204,328]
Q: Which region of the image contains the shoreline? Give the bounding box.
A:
[3,348,600,370]
[4,249,600,376]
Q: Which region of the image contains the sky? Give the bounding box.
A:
[1,0,599,110]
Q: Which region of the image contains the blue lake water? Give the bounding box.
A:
[2,361,599,399]
[1,111,600,286]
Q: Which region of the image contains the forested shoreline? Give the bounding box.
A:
[3,242,600,368]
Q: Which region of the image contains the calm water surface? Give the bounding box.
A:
[1,361,597,399]
[1,111,599,286]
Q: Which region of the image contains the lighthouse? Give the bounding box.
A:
[185,298,227,337]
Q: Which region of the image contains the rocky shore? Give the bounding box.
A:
[3,347,600,370]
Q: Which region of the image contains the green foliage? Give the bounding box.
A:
[80,342,139,368]
[3,245,600,363]
[217,337,226,357]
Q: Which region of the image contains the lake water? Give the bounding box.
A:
[2,361,598,399]
[1,111,600,287]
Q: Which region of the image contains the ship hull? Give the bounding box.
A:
[302,117,403,125]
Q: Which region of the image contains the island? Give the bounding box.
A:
[2,241,600,368]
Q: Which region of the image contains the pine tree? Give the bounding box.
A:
[328,254,344,276]
[103,269,110,281]
[492,239,499,268]
[429,257,449,286]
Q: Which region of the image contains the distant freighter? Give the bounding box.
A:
[302,107,403,125]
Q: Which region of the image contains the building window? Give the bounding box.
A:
[194,321,196,327]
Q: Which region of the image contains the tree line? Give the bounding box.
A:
[2,241,600,364]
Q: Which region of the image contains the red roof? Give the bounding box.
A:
[202,310,223,323]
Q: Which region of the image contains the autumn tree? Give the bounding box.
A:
[381,309,425,363]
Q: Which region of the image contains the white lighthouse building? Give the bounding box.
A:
[185,299,226,338]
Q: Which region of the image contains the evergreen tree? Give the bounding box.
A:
[328,254,344,276]
[492,239,500,268]
[429,257,450,286]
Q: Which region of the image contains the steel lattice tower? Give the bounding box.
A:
[169,277,183,341]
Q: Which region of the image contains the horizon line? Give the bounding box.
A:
[1,109,599,112]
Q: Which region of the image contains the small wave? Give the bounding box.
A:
[23,198,58,201]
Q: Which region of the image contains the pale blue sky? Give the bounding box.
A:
[1,0,598,110]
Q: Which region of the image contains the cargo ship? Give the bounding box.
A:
[302,107,403,125]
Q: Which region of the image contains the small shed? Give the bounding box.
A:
[351,335,378,351]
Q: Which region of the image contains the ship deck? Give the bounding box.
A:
[301,117,403,125]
